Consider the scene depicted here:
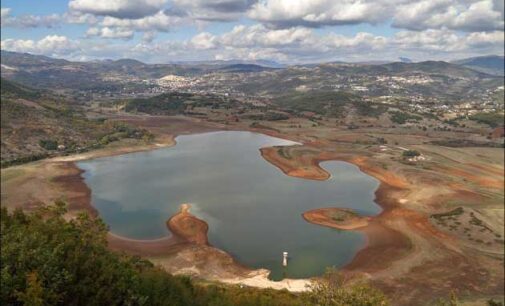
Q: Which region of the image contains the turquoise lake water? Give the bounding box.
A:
[78,131,380,280]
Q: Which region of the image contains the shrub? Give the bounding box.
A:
[389,111,422,124]
[402,150,421,157]
[39,139,58,150]
[307,267,389,306]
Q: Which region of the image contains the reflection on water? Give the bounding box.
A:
[78,131,380,280]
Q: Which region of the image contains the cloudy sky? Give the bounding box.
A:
[1,0,504,64]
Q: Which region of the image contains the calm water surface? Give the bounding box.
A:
[78,131,380,280]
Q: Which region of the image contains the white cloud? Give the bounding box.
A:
[1,7,11,18]
[248,0,389,28]
[80,10,188,41]
[248,0,504,32]
[198,25,503,62]
[218,24,313,47]
[1,35,80,57]
[68,0,167,19]
[393,29,504,56]
[64,12,99,25]
[171,0,257,21]
[393,0,504,32]
[1,22,503,63]
[1,8,62,28]
[86,27,134,39]
[190,32,218,49]
[99,10,185,32]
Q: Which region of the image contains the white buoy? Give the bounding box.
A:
[282,251,288,267]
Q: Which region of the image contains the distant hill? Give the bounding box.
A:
[272,90,387,118]
[451,55,505,76]
[1,51,501,102]
[0,50,69,67]
[0,51,285,89]
[0,77,43,100]
[218,64,277,73]
[0,51,208,89]
[169,59,285,68]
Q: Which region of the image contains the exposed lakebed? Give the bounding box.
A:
[78,131,381,280]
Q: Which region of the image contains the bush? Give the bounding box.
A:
[469,112,504,128]
[389,111,422,124]
[402,150,421,157]
[308,267,389,306]
[39,139,58,150]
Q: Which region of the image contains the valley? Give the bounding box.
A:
[1,52,504,305]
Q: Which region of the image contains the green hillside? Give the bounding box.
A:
[273,91,386,118]
[0,78,152,167]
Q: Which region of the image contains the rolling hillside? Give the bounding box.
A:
[0,78,151,166]
[452,55,505,76]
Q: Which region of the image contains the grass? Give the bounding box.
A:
[389,111,422,124]
[431,207,464,220]
[329,209,358,223]
[0,168,26,183]
[277,147,292,160]
[469,112,504,128]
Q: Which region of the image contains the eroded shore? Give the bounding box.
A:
[2,115,503,304]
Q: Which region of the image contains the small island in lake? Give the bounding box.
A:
[302,207,370,230]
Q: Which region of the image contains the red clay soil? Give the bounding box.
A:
[167,204,209,245]
[50,165,211,257]
[259,144,504,304]
[51,162,97,217]
[342,184,413,273]
[108,204,209,256]
[47,127,503,304]
[437,165,504,189]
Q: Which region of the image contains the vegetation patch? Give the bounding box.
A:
[273,91,360,118]
[469,112,504,128]
[277,147,292,160]
[122,92,241,116]
[389,111,422,124]
[329,209,359,223]
[402,150,421,158]
[430,139,503,148]
[431,207,464,220]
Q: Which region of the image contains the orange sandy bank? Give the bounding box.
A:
[167,203,209,245]
[302,207,370,230]
[260,146,409,189]
[107,204,209,255]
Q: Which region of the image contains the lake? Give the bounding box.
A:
[78,131,381,280]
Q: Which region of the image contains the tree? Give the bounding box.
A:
[307,267,389,306]
[15,272,44,306]
[1,202,143,305]
[39,139,58,150]
[402,150,421,158]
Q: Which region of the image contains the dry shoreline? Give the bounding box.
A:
[3,115,503,303]
[58,129,407,285]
